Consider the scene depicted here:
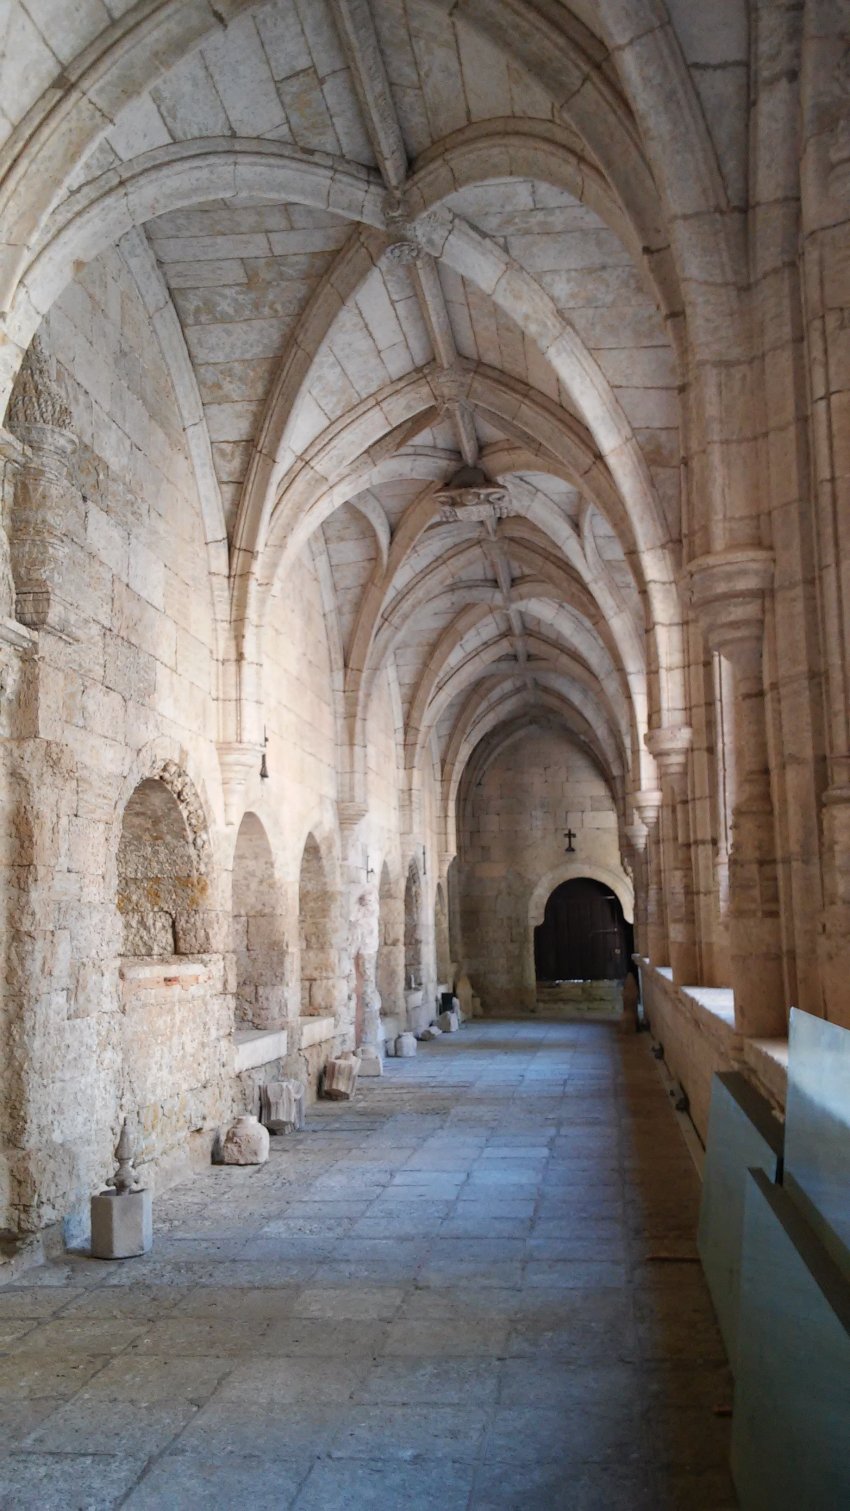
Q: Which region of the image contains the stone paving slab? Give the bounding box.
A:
[0,1022,736,1507]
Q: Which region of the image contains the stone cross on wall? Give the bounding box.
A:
[564,828,577,853]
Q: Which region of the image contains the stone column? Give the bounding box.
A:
[645,727,697,988]
[623,817,648,955]
[687,549,785,1035]
[339,803,384,1064]
[633,789,666,964]
[799,7,850,1026]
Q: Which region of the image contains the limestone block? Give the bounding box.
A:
[395,1033,417,1057]
[260,1080,305,1134]
[436,1011,459,1033]
[418,1025,442,1041]
[90,1189,152,1259]
[220,1114,269,1165]
[321,1053,360,1100]
[356,1046,383,1077]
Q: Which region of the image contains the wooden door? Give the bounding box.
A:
[534,878,632,981]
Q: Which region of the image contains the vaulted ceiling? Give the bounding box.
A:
[5,0,706,837]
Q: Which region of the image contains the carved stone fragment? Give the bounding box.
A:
[260,1079,305,1133]
[321,1052,360,1100]
[220,1114,270,1164]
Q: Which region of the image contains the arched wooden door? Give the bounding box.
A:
[534,877,633,981]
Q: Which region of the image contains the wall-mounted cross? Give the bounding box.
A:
[563,828,576,853]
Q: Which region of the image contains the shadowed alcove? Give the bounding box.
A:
[534,877,634,983]
[117,776,209,957]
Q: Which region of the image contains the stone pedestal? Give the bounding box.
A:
[356,1045,383,1076]
[220,1114,269,1164]
[90,1189,153,1259]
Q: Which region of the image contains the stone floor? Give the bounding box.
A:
[0,1022,736,1509]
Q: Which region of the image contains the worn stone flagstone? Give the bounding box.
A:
[0,1023,735,1509]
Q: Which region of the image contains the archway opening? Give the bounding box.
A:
[232,812,286,1030]
[299,834,338,1018]
[404,861,423,989]
[534,877,634,983]
[117,777,208,957]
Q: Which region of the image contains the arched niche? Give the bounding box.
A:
[435,881,451,984]
[299,832,340,1018]
[232,811,287,1030]
[117,773,212,957]
[404,860,424,989]
[376,860,404,1024]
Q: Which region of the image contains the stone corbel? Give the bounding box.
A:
[633,788,663,832]
[645,725,693,793]
[623,819,648,855]
[684,548,774,667]
[338,799,368,834]
[217,741,263,827]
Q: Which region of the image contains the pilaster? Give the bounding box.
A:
[686,549,785,1035]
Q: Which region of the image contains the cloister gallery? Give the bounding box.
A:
[0,1,848,1507]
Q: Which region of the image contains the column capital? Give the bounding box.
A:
[217,741,263,827]
[684,547,773,660]
[337,799,368,833]
[645,724,693,781]
[633,788,664,830]
[623,820,648,855]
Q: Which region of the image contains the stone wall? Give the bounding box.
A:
[457,727,631,1014]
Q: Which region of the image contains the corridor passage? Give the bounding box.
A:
[0,1025,735,1510]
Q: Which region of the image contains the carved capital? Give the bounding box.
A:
[623,819,648,855]
[645,724,693,782]
[338,799,368,832]
[7,337,76,477]
[633,788,663,830]
[217,741,262,827]
[684,548,773,664]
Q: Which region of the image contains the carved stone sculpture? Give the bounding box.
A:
[90,1120,152,1260]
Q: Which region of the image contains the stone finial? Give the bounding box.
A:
[7,336,73,439]
[108,1119,142,1195]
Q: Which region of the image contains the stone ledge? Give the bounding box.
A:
[638,959,740,1053]
[119,957,209,991]
[742,1036,789,1114]
[299,1015,336,1049]
[233,1027,288,1073]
